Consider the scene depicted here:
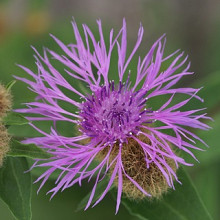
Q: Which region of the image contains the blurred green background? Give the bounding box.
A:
[0,0,220,219]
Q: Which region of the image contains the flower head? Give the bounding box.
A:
[15,19,210,213]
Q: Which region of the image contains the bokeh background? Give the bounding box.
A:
[0,0,220,219]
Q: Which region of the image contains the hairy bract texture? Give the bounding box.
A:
[0,84,11,166]
[0,83,11,117]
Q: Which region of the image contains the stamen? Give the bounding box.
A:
[79,79,151,144]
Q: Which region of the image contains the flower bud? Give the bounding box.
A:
[0,83,11,117]
[0,124,10,167]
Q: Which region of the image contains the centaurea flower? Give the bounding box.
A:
[15,19,210,213]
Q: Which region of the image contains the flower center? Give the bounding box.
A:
[79,81,150,144]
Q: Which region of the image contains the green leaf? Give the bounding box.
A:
[0,157,32,220]
[7,139,52,159]
[6,80,16,91]
[76,178,113,212]
[2,112,29,126]
[121,168,212,220]
[192,162,219,220]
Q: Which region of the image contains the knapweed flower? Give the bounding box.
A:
[15,19,210,213]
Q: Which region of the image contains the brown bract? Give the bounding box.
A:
[0,84,11,166]
[0,84,11,117]
[97,133,177,200]
[0,124,10,167]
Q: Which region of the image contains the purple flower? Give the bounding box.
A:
[15,19,210,213]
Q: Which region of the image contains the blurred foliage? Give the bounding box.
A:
[0,0,220,220]
[0,157,31,220]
